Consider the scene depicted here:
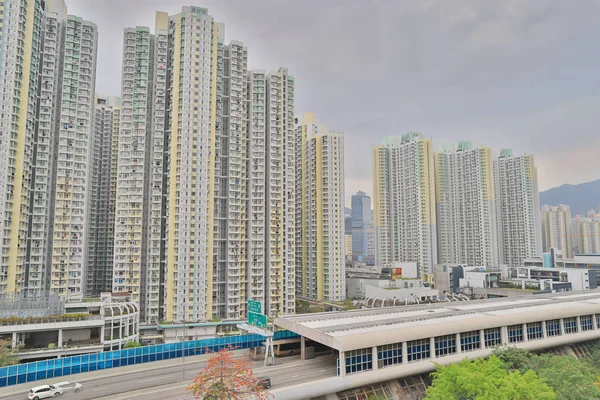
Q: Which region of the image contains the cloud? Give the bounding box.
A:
[65,0,600,205]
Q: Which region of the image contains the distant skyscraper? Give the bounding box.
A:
[295,113,345,301]
[87,95,120,295]
[573,217,600,255]
[541,204,573,258]
[373,134,437,275]
[494,150,542,267]
[435,142,498,267]
[351,191,373,263]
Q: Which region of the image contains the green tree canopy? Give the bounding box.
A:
[426,355,556,400]
[529,353,600,400]
[0,339,18,367]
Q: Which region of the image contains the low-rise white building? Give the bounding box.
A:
[0,292,139,361]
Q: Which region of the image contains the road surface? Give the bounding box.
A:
[0,354,337,400]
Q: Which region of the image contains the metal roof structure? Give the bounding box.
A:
[274,291,600,351]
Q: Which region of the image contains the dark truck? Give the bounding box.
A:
[256,377,271,389]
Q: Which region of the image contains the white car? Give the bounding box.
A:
[54,381,83,393]
[27,385,63,400]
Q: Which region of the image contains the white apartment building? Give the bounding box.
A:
[49,15,98,297]
[494,150,542,267]
[373,134,437,276]
[295,113,345,301]
[87,96,120,295]
[541,204,573,258]
[573,217,600,255]
[0,0,44,294]
[435,142,498,267]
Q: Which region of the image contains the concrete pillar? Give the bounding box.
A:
[12,332,17,348]
[542,321,547,338]
[101,326,105,344]
[501,326,509,345]
[402,342,408,364]
[559,318,565,336]
[480,329,486,349]
[339,351,346,377]
[430,337,436,359]
[576,316,582,333]
[523,324,528,342]
[58,329,63,347]
[455,333,462,354]
[372,346,379,370]
[300,336,306,360]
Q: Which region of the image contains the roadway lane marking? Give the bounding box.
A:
[138,374,175,383]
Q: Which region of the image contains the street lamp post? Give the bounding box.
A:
[181,323,187,382]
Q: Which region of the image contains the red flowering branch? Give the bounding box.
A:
[187,346,273,400]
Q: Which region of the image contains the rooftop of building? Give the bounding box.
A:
[274,291,600,352]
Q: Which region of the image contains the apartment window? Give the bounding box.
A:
[484,328,502,347]
[435,335,456,357]
[508,325,524,343]
[344,348,372,374]
[377,343,402,367]
[546,319,561,337]
[581,315,594,331]
[564,317,578,334]
[407,339,430,362]
[460,331,481,352]
[527,322,543,340]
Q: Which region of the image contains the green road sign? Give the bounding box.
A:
[248,299,262,314]
[248,311,267,328]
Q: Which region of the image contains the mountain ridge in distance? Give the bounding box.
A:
[539,178,600,216]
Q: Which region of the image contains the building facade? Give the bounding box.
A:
[373,134,437,276]
[541,204,573,258]
[435,142,498,267]
[494,150,542,267]
[295,113,345,301]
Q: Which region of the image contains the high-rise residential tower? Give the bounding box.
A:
[25,0,67,294]
[351,191,374,263]
[49,15,98,297]
[87,95,120,295]
[113,7,296,323]
[247,68,296,317]
[0,0,45,294]
[494,150,542,267]
[541,204,573,258]
[295,113,345,301]
[373,134,437,275]
[435,142,498,267]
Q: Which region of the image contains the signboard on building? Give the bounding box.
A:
[391,268,402,280]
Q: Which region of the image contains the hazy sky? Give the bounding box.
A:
[65,0,600,205]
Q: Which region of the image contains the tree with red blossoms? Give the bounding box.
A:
[187,346,273,400]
